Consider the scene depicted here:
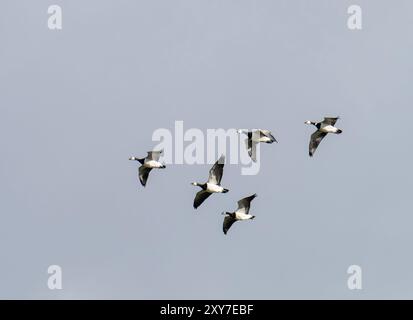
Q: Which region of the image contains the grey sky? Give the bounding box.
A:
[1,0,413,299]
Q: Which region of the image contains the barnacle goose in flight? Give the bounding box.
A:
[237,129,277,162]
[222,194,257,235]
[129,150,165,187]
[305,117,342,157]
[191,155,229,209]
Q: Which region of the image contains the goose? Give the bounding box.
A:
[237,129,277,162]
[129,150,165,187]
[191,155,229,209]
[222,194,257,235]
[305,117,343,157]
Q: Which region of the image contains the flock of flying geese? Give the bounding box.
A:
[129,117,343,235]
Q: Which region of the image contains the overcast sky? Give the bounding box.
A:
[1,0,413,299]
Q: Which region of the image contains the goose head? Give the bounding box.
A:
[129,156,145,164]
[305,120,317,127]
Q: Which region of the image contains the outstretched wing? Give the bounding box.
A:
[193,190,212,209]
[147,150,163,161]
[322,117,339,126]
[138,166,152,186]
[207,155,225,184]
[260,129,277,142]
[245,137,251,152]
[223,215,237,235]
[245,138,258,162]
[309,130,327,157]
[236,194,257,215]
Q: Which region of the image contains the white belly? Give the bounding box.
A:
[144,160,163,168]
[235,212,253,220]
[206,183,224,193]
[251,136,269,143]
[320,125,338,133]
[258,136,271,143]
